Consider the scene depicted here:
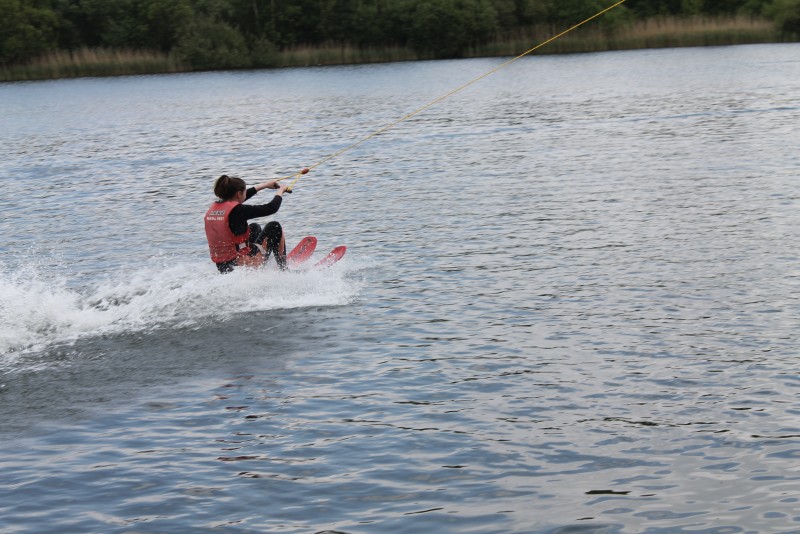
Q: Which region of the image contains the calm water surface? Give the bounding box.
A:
[1,44,799,533]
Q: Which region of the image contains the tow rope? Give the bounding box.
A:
[278,0,628,191]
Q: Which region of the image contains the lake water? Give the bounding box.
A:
[1,43,798,533]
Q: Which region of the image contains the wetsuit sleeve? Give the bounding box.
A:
[228,194,283,235]
[237,196,282,219]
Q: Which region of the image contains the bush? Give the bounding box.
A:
[766,0,800,34]
[174,16,250,70]
[0,0,58,64]
[249,37,278,68]
[406,0,498,58]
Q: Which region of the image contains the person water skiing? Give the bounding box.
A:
[204,174,289,274]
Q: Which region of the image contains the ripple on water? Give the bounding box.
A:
[2,44,800,533]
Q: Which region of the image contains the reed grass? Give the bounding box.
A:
[0,48,184,82]
[281,16,785,66]
[273,43,418,67]
[470,16,783,57]
[0,16,790,82]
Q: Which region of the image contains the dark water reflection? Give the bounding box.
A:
[1,44,799,532]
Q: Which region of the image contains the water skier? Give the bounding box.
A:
[204,174,289,274]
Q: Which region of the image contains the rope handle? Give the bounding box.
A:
[275,167,309,193]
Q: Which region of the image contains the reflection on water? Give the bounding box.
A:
[1,44,799,533]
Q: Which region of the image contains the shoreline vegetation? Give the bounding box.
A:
[1,16,796,83]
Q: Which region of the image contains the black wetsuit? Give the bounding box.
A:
[228,187,282,235]
[216,187,285,274]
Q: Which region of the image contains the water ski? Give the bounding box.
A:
[313,246,346,269]
[286,237,345,270]
[287,236,317,268]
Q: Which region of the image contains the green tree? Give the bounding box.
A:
[698,0,752,15]
[76,0,147,48]
[350,0,389,47]
[739,0,774,15]
[681,0,703,15]
[547,0,617,23]
[516,0,551,25]
[192,0,234,19]
[142,0,194,51]
[766,0,800,33]
[624,0,686,17]
[0,0,58,64]
[490,0,518,28]
[75,0,197,52]
[406,0,498,58]
[249,35,277,67]
[174,15,251,69]
[317,0,358,42]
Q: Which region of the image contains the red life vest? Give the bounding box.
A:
[204,200,251,263]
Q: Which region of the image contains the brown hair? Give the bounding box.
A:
[214,175,246,200]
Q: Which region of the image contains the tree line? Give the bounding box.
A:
[2,0,799,69]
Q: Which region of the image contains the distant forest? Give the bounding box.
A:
[3,0,800,69]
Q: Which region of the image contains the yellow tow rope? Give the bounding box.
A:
[278,0,628,191]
